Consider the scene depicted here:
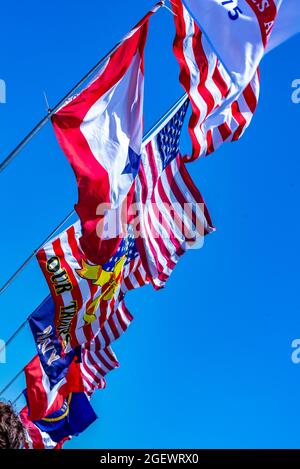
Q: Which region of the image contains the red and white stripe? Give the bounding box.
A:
[51,3,163,266]
[172,0,260,161]
[134,140,214,290]
[37,222,107,350]
[121,256,149,293]
[80,299,136,395]
[24,300,136,418]
[81,346,119,396]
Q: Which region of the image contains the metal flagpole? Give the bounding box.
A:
[0,93,189,396]
[12,392,24,406]
[0,369,24,397]
[0,209,75,296]
[0,1,165,174]
[0,318,29,358]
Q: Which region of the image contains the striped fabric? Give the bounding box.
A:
[81,301,134,395]
[37,222,148,351]
[134,99,214,289]
[81,346,118,396]
[172,0,260,161]
[121,254,149,294]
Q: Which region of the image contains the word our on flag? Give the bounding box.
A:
[172,0,260,161]
[36,221,148,352]
[52,4,160,267]
[21,392,97,449]
[133,97,215,289]
[182,0,281,88]
[26,295,132,419]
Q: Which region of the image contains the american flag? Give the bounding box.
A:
[81,301,134,396]
[172,0,260,161]
[134,97,214,289]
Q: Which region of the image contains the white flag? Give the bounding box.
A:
[182,0,282,87]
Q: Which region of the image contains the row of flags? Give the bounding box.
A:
[14,0,299,449]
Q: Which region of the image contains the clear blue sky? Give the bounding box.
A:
[0,0,300,449]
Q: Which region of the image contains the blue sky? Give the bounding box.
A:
[0,0,300,449]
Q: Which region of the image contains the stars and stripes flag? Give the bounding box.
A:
[52,2,163,266]
[133,97,214,289]
[172,0,260,161]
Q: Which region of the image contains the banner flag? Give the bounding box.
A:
[52,5,160,266]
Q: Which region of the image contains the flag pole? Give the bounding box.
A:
[12,392,24,406]
[0,317,29,358]
[0,1,165,174]
[0,209,76,296]
[0,369,24,397]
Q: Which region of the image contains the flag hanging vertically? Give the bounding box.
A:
[133,97,214,289]
[52,3,162,265]
[172,0,260,161]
